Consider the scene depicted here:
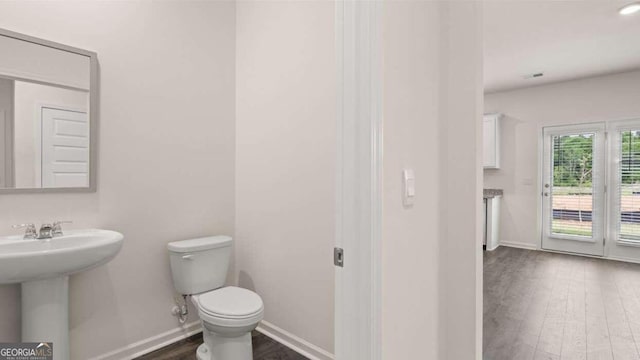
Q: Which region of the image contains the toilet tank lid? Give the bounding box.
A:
[167,235,232,253]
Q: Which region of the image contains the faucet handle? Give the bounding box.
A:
[12,223,33,228]
[12,224,37,239]
[52,221,72,236]
[53,220,72,225]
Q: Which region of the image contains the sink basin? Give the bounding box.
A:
[0,229,123,284]
[0,229,123,360]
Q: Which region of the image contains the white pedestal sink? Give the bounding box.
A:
[0,229,124,360]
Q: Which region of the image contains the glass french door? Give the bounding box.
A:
[608,120,640,262]
[541,123,606,256]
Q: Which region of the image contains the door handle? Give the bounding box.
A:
[543,192,549,197]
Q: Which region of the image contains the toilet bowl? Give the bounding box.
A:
[193,286,264,360]
[167,236,263,360]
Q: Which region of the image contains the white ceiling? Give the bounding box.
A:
[484,1,640,93]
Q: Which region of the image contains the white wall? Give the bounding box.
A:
[13,81,88,188]
[382,2,483,359]
[235,1,336,354]
[381,2,441,358]
[0,3,487,359]
[0,2,235,359]
[484,70,640,249]
[439,3,484,359]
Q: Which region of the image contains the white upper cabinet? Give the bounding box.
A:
[483,114,501,169]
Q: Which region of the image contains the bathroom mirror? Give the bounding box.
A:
[0,28,97,193]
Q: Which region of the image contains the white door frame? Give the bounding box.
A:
[540,122,607,256]
[35,103,88,187]
[606,118,640,263]
[334,1,382,359]
[537,119,640,264]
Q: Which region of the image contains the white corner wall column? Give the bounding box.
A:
[334,1,382,359]
[439,2,484,359]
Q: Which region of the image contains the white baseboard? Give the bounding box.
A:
[499,240,538,250]
[541,249,640,264]
[599,255,640,265]
[256,320,334,360]
[88,320,202,360]
[486,243,500,251]
[513,246,640,265]
[88,318,333,360]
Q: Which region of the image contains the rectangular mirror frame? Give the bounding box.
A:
[0,27,98,194]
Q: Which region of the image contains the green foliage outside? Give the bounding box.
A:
[553,134,593,188]
[551,131,640,239]
[552,131,640,188]
[621,130,640,186]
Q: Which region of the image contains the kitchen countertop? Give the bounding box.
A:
[483,189,503,198]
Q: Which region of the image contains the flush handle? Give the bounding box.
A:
[182,254,194,260]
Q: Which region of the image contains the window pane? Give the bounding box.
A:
[620,130,640,241]
[551,133,594,237]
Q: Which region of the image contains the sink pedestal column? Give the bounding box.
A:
[22,276,69,360]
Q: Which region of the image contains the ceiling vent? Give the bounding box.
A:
[523,72,544,79]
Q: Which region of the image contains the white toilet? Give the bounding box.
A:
[167,236,264,360]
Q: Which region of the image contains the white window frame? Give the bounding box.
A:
[607,118,640,248]
[541,123,606,250]
[537,118,640,263]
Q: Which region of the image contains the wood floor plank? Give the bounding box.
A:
[135,331,308,360]
[484,247,640,360]
[603,284,639,360]
[580,261,614,359]
[484,314,522,360]
[537,276,569,357]
[561,321,587,360]
[561,260,588,359]
[534,348,560,360]
[566,272,586,323]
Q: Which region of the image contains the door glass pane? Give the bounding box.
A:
[620,130,640,241]
[551,133,594,237]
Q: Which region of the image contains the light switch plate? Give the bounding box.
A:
[403,169,415,206]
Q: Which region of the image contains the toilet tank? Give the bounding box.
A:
[167,235,232,295]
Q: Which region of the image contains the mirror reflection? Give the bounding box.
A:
[0,80,89,188]
[0,33,92,190]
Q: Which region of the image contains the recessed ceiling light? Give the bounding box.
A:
[523,73,544,79]
[619,2,640,15]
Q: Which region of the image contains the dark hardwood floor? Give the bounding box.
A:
[135,331,308,360]
[138,246,640,360]
[484,246,640,360]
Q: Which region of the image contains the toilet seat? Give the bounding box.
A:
[194,286,264,327]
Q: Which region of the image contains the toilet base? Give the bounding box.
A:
[195,329,253,360]
[196,343,208,360]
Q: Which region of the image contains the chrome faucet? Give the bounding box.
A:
[52,221,72,237]
[37,224,54,239]
[12,221,72,240]
[12,224,37,239]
